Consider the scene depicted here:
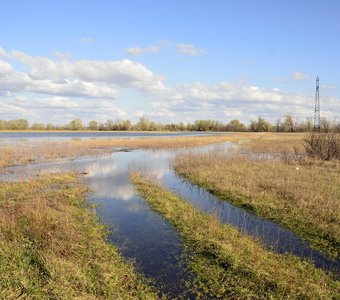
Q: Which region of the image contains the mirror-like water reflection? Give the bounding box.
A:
[1,142,339,297]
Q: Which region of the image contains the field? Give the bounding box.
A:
[0,174,157,299]
[131,172,339,299]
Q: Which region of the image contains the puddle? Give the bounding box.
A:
[0,142,339,296]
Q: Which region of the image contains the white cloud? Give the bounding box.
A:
[1,50,165,99]
[0,101,35,116]
[0,61,13,75]
[0,93,127,124]
[151,81,322,123]
[292,71,310,81]
[0,46,339,125]
[52,51,71,60]
[0,47,5,58]
[127,45,161,56]
[177,43,205,56]
[77,37,94,44]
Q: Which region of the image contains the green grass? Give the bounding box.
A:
[131,172,340,299]
[173,153,340,259]
[0,174,157,299]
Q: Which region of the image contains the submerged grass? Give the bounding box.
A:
[0,132,285,169]
[1,135,232,168]
[131,172,340,299]
[0,174,157,299]
[0,142,111,168]
[173,153,340,259]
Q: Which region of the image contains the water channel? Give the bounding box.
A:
[1,142,339,297]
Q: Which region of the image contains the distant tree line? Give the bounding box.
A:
[1,115,340,132]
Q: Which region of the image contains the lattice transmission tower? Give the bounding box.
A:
[313,76,320,131]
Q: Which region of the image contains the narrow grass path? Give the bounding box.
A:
[131,172,340,299]
[0,174,157,299]
[173,153,340,259]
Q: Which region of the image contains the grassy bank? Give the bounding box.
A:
[173,153,340,259]
[0,174,157,299]
[131,173,339,299]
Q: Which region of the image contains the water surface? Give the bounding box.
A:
[0,131,222,143]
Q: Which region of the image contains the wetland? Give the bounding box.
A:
[0,132,339,299]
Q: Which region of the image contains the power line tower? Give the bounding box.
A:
[313,75,320,131]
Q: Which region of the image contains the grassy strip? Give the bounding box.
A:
[131,172,340,299]
[0,174,157,299]
[173,153,340,259]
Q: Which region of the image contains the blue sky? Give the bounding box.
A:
[0,0,339,125]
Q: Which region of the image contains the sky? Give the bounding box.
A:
[0,0,339,125]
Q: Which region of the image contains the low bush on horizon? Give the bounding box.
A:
[304,131,340,160]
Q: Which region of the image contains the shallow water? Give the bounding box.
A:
[0,143,339,296]
[0,130,222,143]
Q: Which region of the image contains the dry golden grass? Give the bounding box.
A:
[173,153,340,259]
[238,132,305,153]
[0,173,157,299]
[131,172,340,299]
[72,134,235,148]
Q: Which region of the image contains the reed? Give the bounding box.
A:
[131,172,339,299]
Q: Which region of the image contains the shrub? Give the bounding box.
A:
[303,132,340,160]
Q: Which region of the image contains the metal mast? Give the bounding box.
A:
[313,76,320,131]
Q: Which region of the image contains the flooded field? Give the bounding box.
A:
[1,139,339,297]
